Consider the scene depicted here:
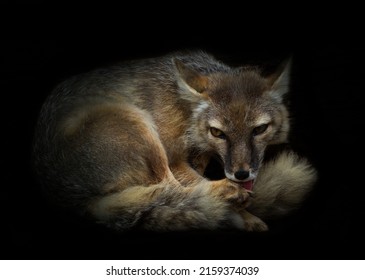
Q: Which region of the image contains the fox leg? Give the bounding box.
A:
[170,161,205,186]
[62,103,175,226]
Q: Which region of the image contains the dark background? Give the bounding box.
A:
[1,36,364,260]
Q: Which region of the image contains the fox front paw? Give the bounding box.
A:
[211,179,250,206]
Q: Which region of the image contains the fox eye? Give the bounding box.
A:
[253,124,269,136]
[210,127,226,139]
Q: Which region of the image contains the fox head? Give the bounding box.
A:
[174,56,291,187]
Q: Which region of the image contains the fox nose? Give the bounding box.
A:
[234,169,250,180]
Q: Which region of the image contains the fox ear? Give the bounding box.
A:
[173,58,209,99]
[267,57,292,103]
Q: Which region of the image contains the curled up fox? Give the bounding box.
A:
[33,51,317,232]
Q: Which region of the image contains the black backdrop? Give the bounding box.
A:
[1,37,364,260]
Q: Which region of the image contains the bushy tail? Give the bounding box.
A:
[248,151,317,219]
[91,180,245,232]
[139,183,246,231]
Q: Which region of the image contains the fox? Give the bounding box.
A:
[33,50,317,232]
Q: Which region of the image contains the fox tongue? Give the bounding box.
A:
[242,180,254,191]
